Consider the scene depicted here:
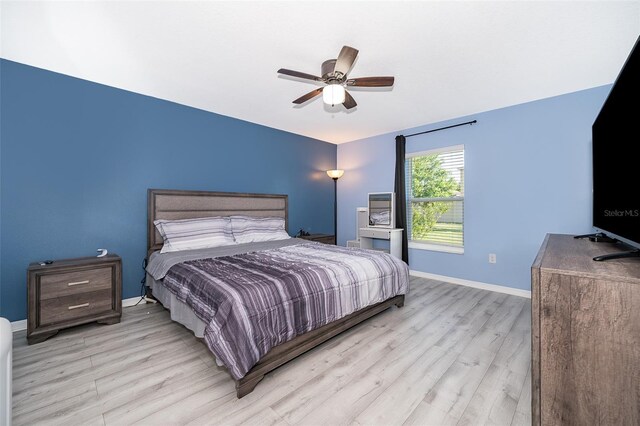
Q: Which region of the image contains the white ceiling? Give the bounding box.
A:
[1,1,639,144]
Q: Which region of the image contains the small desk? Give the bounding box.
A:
[358,228,403,260]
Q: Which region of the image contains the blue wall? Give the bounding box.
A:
[0,60,336,321]
[337,86,611,291]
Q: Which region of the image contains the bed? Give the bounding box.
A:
[145,188,408,398]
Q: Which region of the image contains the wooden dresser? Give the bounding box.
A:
[531,234,640,425]
[299,234,336,245]
[27,254,122,344]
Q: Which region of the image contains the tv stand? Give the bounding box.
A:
[531,234,640,425]
[593,249,640,262]
[574,232,617,243]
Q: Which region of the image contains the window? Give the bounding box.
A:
[405,145,464,253]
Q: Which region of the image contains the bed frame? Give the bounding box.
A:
[147,188,405,398]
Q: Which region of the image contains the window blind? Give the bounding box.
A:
[405,147,464,247]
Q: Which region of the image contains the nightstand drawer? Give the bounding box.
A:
[39,289,113,326]
[40,267,113,299]
[313,236,336,244]
[299,234,336,245]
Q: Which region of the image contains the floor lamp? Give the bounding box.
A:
[326,169,344,244]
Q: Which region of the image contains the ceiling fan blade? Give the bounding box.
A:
[334,46,359,76]
[278,68,323,82]
[346,76,395,87]
[343,90,357,110]
[292,88,324,104]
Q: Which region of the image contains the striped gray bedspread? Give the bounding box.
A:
[157,241,409,380]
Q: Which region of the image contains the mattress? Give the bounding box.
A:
[147,274,207,338]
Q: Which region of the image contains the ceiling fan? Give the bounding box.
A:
[277,45,394,110]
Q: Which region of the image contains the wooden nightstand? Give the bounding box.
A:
[27,254,122,344]
[299,234,336,245]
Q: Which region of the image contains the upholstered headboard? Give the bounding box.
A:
[147,189,288,255]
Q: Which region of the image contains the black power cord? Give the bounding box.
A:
[296,228,310,237]
[134,258,148,306]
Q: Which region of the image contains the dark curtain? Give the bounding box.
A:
[394,135,409,264]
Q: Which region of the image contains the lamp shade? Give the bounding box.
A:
[326,169,344,179]
[322,84,346,105]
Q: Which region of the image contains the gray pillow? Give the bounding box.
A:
[230,216,290,244]
[154,216,235,253]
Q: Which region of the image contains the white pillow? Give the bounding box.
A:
[154,216,235,253]
[230,216,290,244]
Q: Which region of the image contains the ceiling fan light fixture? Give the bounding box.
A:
[322,84,345,106]
[279,45,393,110]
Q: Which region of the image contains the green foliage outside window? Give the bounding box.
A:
[410,155,461,241]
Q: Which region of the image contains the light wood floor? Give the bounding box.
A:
[12,277,532,425]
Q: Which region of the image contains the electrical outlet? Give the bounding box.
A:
[489,253,497,264]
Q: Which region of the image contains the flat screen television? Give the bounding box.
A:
[590,35,640,260]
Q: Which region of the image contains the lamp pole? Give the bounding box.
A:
[326,169,344,245]
[332,177,338,243]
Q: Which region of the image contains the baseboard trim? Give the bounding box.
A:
[11,296,147,332]
[10,320,27,333]
[410,270,531,299]
[11,275,529,331]
[122,296,144,308]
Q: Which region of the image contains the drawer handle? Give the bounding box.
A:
[68,303,90,310]
[68,280,90,287]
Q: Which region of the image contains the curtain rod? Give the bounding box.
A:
[403,120,477,138]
